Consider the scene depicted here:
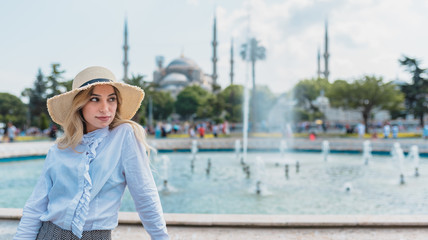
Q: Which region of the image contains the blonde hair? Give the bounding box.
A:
[56,85,151,155]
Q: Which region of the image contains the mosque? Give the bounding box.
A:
[121,17,219,98]
[151,56,213,97]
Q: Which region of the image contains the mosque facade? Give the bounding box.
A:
[152,56,213,97]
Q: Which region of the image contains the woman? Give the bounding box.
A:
[14,66,169,240]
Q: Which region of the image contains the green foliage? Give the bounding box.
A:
[219,84,244,122]
[47,63,66,98]
[327,75,404,132]
[0,93,27,128]
[240,38,267,130]
[175,85,209,119]
[39,112,49,130]
[21,68,48,126]
[327,79,351,108]
[293,77,329,121]
[196,93,224,119]
[145,91,174,120]
[399,55,428,126]
[240,38,266,63]
[124,74,147,88]
[60,80,73,92]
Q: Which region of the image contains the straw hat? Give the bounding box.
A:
[47,66,144,126]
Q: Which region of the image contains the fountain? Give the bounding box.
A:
[158,155,170,192]
[206,158,212,175]
[391,142,406,185]
[407,145,420,177]
[362,140,372,165]
[235,139,241,161]
[191,140,198,158]
[279,140,287,158]
[322,140,330,161]
[343,182,353,193]
[284,163,289,179]
[253,156,266,195]
[190,140,198,172]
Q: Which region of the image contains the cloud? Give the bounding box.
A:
[186,0,199,6]
[213,0,428,94]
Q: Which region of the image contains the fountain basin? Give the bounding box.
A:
[2,152,427,215]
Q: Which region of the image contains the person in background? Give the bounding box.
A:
[357,122,365,138]
[49,125,57,140]
[392,125,399,139]
[7,122,17,142]
[213,124,219,138]
[383,122,391,139]
[198,125,205,138]
[14,66,169,240]
[423,125,428,140]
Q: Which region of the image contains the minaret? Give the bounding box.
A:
[317,46,321,79]
[211,14,218,89]
[123,18,129,82]
[230,38,234,85]
[323,19,330,81]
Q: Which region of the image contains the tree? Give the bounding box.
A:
[328,76,404,133]
[399,55,428,126]
[175,85,209,120]
[124,74,160,124]
[145,91,174,120]
[219,85,244,122]
[0,93,27,128]
[196,93,225,122]
[240,37,266,130]
[293,78,330,121]
[21,68,48,126]
[47,63,66,98]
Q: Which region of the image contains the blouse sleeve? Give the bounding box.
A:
[13,149,53,240]
[122,128,169,240]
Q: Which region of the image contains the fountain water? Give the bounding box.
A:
[391,142,405,184]
[322,140,330,161]
[279,140,287,158]
[191,140,198,157]
[253,156,266,195]
[235,139,241,162]
[362,140,372,165]
[284,163,289,179]
[190,140,198,172]
[159,155,170,192]
[407,145,420,177]
[344,182,353,192]
[206,158,212,175]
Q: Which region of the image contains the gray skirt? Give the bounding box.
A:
[36,221,111,240]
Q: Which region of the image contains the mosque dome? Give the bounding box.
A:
[166,57,199,69]
[163,72,188,82]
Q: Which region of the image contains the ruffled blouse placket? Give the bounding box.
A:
[71,128,108,238]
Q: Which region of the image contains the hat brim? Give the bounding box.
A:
[47,82,145,126]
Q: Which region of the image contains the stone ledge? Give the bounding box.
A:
[2,208,428,228]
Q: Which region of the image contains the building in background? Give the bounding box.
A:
[152,55,213,98]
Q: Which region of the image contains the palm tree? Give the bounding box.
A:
[240,37,266,131]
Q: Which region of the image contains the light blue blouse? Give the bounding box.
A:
[14,123,169,240]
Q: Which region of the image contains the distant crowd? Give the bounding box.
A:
[148,121,231,139]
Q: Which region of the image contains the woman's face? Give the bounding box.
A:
[81,85,118,132]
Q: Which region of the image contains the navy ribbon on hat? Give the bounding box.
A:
[79,78,112,88]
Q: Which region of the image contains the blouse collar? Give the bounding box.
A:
[82,126,110,144]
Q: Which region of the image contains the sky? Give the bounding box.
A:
[1,0,427,100]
